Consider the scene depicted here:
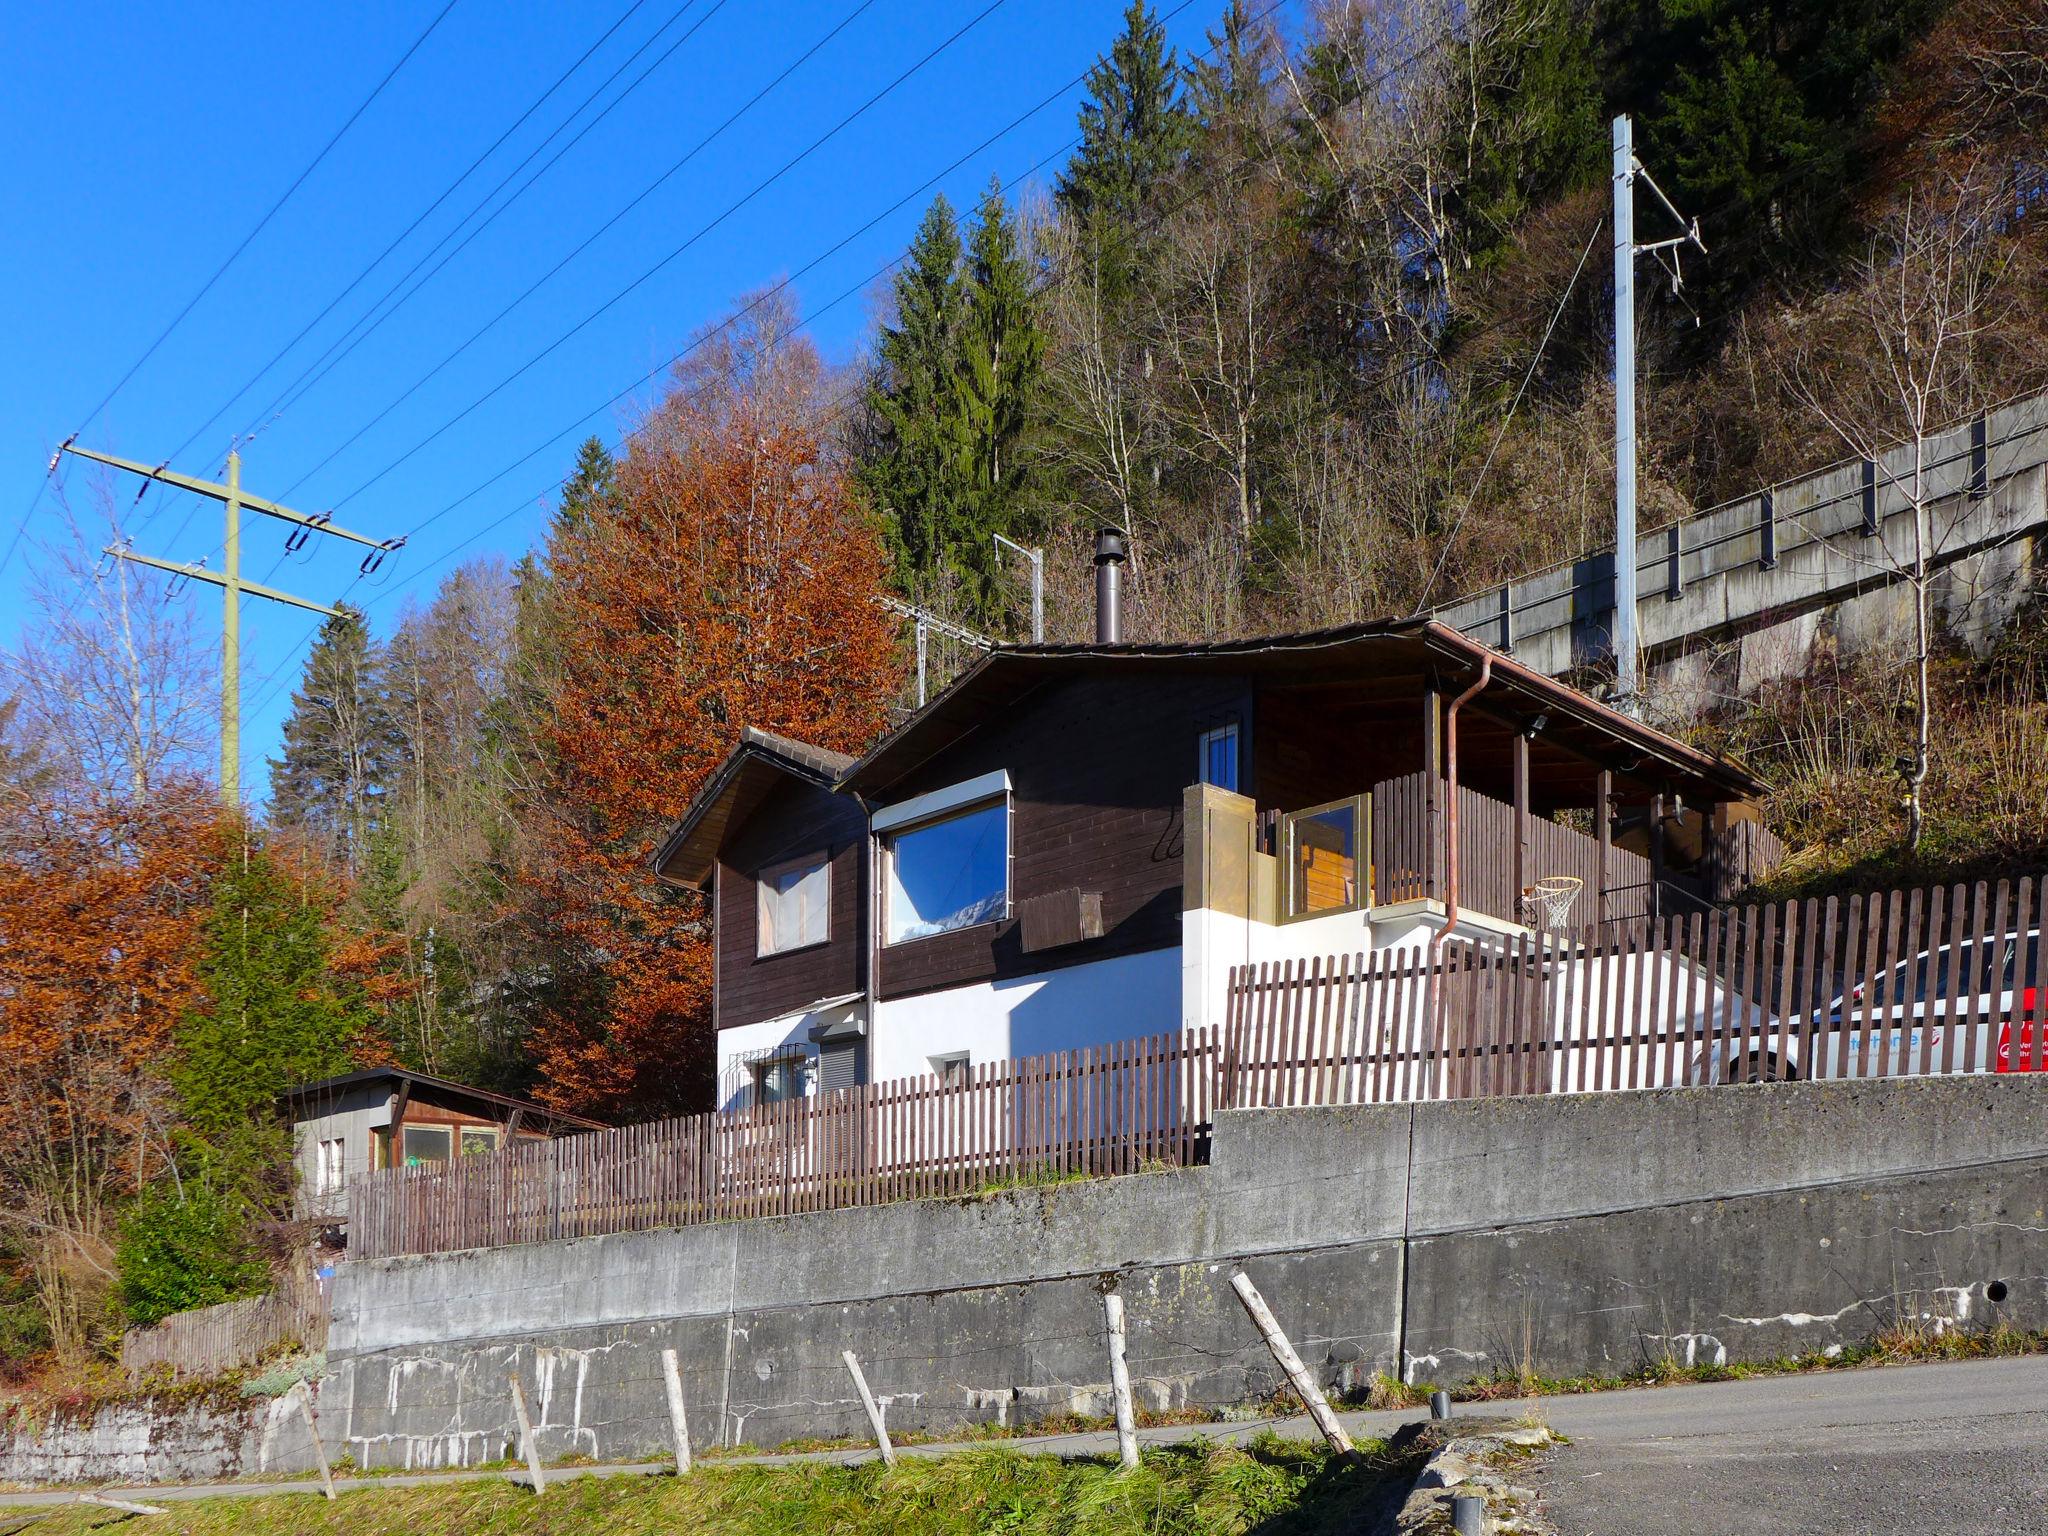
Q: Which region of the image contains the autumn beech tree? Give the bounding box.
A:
[517,298,901,1119]
[0,788,219,1355]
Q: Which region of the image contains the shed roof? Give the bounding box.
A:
[283,1068,607,1131]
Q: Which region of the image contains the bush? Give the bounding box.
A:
[115,1179,269,1328]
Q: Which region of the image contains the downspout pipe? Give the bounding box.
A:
[1428,655,1493,1065]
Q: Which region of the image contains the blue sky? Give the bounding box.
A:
[1,0,1238,800]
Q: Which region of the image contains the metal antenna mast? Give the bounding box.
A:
[63,445,402,805]
[991,533,1044,643]
[1612,114,1707,712]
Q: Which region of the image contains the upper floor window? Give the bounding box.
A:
[1198,721,1240,792]
[758,851,830,955]
[875,770,1012,946]
[317,1137,345,1193]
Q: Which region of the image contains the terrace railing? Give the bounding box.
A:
[1224,873,2048,1105]
[350,1028,1221,1261]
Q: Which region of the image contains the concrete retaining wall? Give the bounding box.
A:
[0,1390,324,1486]
[9,1076,2047,1483]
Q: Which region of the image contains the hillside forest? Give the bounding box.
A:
[1,0,2044,1375]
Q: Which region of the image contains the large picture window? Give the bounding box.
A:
[884,798,1009,945]
[757,851,830,955]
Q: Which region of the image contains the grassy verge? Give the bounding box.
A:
[1354,1320,2048,1410]
[3,1437,1410,1536]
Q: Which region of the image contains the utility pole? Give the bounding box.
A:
[992,533,1044,643]
[1611,115,1706,713]
[63,445,401,805]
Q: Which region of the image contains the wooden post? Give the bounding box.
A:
[841,1350,896,1466]
[1228,1271,1353,1456]
[294,1384,336,1501]
[1102,1288,1140,1472]
[660,1347,693,1475]
[1423,687,1444,901]
[1595,768,1613,934]
[1512,730,1531,912]
[1648,792,1666,922]
[77,1494,170,1516]
[508,1374,546,1495]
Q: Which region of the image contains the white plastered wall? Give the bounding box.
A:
[871,945,1182,1083]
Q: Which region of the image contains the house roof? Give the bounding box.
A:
[652,726,856,890]
[838,619,1766,804]
[283,1068,607,1131]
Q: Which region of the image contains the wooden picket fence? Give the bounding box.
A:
[119,1272,329,1381]
[350,872,2048,1264]
[351,1028,1220,1261]
[1223,873,2048,1106]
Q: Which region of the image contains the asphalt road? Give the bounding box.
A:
[1521,1355,2048,1535]
[2,1354,2044,1529]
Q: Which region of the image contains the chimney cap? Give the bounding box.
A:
[1094,528,1128,565]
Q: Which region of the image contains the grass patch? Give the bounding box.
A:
[2,1437,1409,1536]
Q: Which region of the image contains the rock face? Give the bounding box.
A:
[0,1390,326,1487]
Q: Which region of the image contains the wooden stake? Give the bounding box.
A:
[76,1494,170,1516]
[660,1347,693,1475]
[507,1374,546,1494]
[1102,1288,1140,1472]
[841,1350,896,1466]
[1228,1270,1354,1456]
[294,1384,336,1500]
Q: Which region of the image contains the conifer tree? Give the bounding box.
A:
[955,179,1047,612]
[267,606,400,875]
[864,196,969,583]
[1056,2,1192,247]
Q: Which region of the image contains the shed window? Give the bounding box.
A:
[401,1126,452,1167]
[1198,722,1240,792]
[317,1137,345,1193]
[884,798,1008,945]
[460,1127,500,1157]
[758,851,830,955]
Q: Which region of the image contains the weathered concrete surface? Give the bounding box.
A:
[0,1390,327,1486]
[1437,394,2048,717]
[9,1077,2047,1483]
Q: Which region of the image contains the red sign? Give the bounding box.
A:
[1996,993,2046,1072]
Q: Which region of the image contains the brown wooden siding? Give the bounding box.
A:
[875,673,1250,1000]
[717,776,868,1030]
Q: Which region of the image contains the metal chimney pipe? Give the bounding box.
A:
[1094,528,1127,644]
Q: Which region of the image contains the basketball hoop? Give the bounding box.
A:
[1521,875,1583,932]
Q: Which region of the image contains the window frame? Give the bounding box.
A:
[317,1137,345,1193]
[1197,720,1240,793]
[751,1052,809,1107]
[400,1124,453,1168]
[460,1126,501,1157]
[755,848,833,958]
[932,1051,971,1088]
[876,773,1013,949]
[1279,793,1370,922]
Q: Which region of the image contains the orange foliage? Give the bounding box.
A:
[0,786,224,1343]
[522,349,901,1119]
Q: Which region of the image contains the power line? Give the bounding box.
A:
[302,0,1020,515]
[276,0,887,504]
[0,0,461,579]
[162,0,660,470]
[224,0,731,462]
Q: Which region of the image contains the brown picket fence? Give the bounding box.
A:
[351,1028,1220,1261]
[119,1271,329,1381]
[1222,874,2048,1106]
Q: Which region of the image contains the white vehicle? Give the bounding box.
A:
[1802,929,2044,1078]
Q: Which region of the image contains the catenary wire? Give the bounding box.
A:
[0,0,462,578]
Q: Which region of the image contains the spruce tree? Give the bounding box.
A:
[955,179,1047,612]
[558,436,624,531]
[268,605,400,874]
[1056,2,1192,242]
[864,195,969,583]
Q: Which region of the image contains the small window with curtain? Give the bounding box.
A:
[757,851,830,955]
[1198,722,1239,792]
[752,1054,808,1106]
